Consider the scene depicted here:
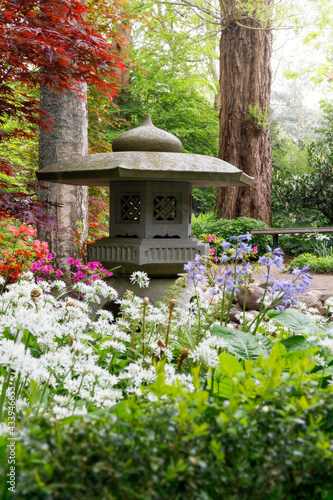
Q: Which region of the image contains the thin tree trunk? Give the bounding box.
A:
[215,5,272,225]
[38,84,88,268]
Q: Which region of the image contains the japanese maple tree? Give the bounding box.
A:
[0,0,130,227]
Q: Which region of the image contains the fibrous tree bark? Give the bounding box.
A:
[38,84,88,268]
[215,1,273,225]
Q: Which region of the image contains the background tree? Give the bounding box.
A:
[214,0,273,224]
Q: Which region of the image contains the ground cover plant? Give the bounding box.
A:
[0,233,333,498]
[290,253,333,273]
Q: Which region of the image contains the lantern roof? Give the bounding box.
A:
[37,114,253,188]
[112,114,183,153]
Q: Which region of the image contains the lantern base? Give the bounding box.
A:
[87,237,209,278]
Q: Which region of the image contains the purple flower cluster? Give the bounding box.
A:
[184,255,207,286]
[267,263,312,313]
[184,234,254,295]
[184,237,312,314]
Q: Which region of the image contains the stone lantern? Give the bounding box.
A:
[37,114,253,279]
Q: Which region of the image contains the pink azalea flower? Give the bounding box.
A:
[206,236,211,243]
[252,246,258,253]
[87,261,99,271]
[46,253,53,260]
[8,226,20,237]
[56,269,63,276]
[209,248,215,255]
[67,257,75,265]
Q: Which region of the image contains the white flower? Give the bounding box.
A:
[189,343,219,368]
[319,337,333,353]
[129,271,150,288]
[100,339,127,353]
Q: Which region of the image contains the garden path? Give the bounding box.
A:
[252,256,333,292]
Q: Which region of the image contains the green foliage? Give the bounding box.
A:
[106,85,219,156]
[272,103,333,226]
[277,232,333,256]
[192,187,216,215]
[268,308,332,337]
[244,104,269,131]
[212,325,269,360]
[8,371,333,500]
[191,213,271,255]
[290,252,333,272]
[271,120,309,175]
[104,2,219,158]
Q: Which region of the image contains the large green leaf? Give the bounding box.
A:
[268,309,323,336]
[212,325,267,361]
[208,353,243,398]
[256,334,273,356]
[208,374,235,399]
[281,335,320,352]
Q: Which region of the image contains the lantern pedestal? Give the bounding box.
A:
[88,237,208,278]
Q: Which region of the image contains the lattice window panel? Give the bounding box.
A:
[120,195,140,221]
[153,195,177,221]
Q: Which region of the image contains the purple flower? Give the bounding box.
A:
[184,262,194,273]
[239,242,252,253]
[221,241,232,250]
[239,232,252,241]
[220,254,229,263]
[273,248,284,256]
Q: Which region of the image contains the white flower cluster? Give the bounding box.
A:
[0,272,225,421]
[2,268,332,423]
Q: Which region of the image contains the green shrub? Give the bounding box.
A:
[9,380,333,500]
[290,253,333,272]
[191,213,271,255]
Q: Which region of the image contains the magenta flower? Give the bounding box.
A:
[46,253,53,260]
[67,257,75,265]
[87,261,99,271]
[56,269,63,276]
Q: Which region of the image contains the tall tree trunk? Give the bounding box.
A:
[38,84,88,268]
[215,5,272,225]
